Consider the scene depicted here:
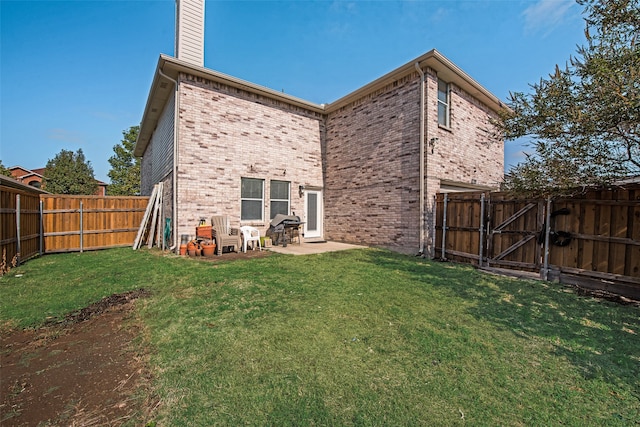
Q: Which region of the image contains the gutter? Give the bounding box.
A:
[415,62,426,256]
[161,55,325,113]
[158,67,179,252]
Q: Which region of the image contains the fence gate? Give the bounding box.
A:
[435,193,545,272]
[485,197,545,273]
[435,187,640,300]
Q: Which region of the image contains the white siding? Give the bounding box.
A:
[141,91,175,197]
[175,0,204,67]
[151,92,175,185]
[140,143,154,195]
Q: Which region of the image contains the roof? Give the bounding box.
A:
[326,49,505,113]
[9,165,43,177]
[9,166,107,186]
[615,175,640,185]
[439,179,499,193]
[0,175,49,194]
[135,49,506,157]
[135,55,325,157]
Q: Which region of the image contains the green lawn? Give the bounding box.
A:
[2,248,638,425]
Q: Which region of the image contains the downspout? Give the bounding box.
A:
[415,62,426,256]
[158,67,180,252]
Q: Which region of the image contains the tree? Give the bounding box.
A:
[107,126,141,196]
[0,160,12,177]
[499,0,639,195]
[44,149,98,195]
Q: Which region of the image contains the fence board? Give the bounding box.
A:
[571,199,583,268]
[549,199,568,268]
[611,189,628,275]
[596,189,612,273]
[630,199,640,277]
[582,199,597,270]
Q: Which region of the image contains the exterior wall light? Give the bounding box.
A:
[429,138,439,154]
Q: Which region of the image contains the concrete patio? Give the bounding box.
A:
[266,240,366,255]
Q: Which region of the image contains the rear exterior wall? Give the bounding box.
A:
[175,73,324,241]
[324,68,503,254]
[324,72,422,253]
[424,70,504,254]
[427,71,504,188]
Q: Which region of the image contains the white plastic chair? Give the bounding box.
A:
[240,226,262,253]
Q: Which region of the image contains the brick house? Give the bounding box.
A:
[9,166,45,189]
[135,0,504,255]
[9,166,108,196]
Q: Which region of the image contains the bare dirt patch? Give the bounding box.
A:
[1,250,272,425]
[1,290,154,426]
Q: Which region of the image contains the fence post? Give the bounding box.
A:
[479,193,485,267]
[441,193,448,260]
[80,201,84,253]
[432,195,437,259]
[542,197,552,281]
[16,194,21,265]
[39,199,44,256]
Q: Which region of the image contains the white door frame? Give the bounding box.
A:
[303,189,323,239]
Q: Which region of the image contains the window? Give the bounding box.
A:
[270,180,290,219]
[438,79,450,127]
[241,178,264,221]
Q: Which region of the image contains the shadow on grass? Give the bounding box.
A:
[363,250,640,400]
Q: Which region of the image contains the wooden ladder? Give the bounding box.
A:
[132,182,163,250]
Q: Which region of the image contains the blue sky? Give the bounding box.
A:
[1,0,586,183]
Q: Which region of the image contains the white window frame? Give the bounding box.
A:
[438,79,450,128]
[269,180,290,220]
[240,177,264,221]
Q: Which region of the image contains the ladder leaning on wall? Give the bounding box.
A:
[132,182,164,250]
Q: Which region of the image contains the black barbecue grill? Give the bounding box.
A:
[269,214,303,247]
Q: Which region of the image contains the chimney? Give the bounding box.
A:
[175,0,205,67]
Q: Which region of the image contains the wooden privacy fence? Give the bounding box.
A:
[435,185,640,299]
[1,181,149,268]
[41,195,150,253]
[1,178,43,266]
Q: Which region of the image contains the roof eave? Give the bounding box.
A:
[134,56,175,157]
[326,49,506,114]
[134,55,326,157]
[135,51,509,157]
[440,178,500,192]
[0,175,49,194]
[163,55,326,112]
